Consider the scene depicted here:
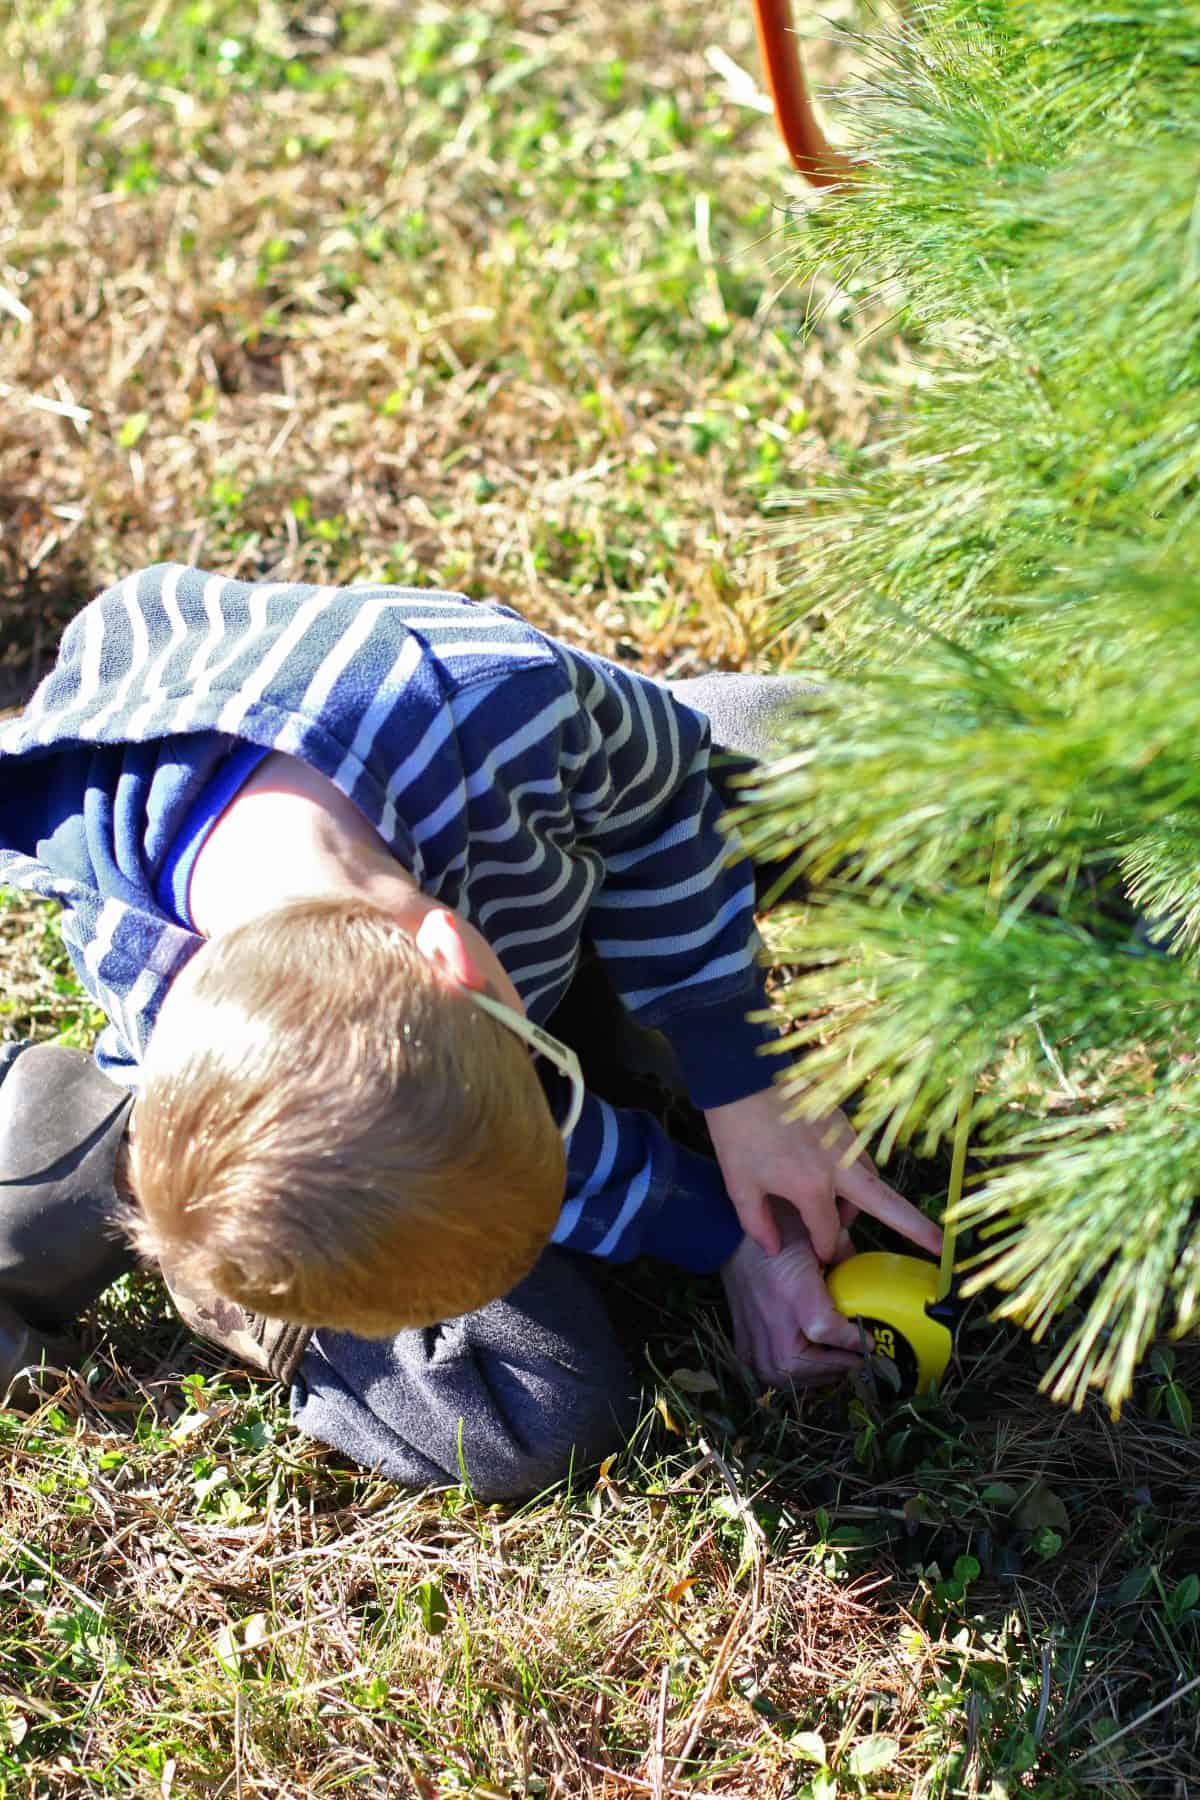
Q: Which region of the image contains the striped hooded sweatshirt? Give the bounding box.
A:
[0,566,790,1273]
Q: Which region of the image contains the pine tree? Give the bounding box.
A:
[743,0,1200,1410]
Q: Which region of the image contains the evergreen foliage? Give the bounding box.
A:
[747,0,1200,1409]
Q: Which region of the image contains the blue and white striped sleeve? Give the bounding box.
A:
[555,649,791,1110]
[551,1091,742,1271]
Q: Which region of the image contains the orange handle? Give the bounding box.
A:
[750,0,856,187]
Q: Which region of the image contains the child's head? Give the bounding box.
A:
[126,896,566,1335]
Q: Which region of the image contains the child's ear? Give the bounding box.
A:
[413,907,489,991]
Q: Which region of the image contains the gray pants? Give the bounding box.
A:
[293,1252,640,1499]
[0,673,806,1499]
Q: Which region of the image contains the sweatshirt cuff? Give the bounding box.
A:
[660,980,793,1110]
[639,1140,744,1272]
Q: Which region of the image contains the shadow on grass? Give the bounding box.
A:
[0,521,95,715]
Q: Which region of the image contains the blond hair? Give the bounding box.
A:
[126,896,566,1335]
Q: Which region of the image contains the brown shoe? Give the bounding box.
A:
[159,1260,312,1386]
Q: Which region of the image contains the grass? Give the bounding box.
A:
[1,2,1198,1794]
[0,0,879,685]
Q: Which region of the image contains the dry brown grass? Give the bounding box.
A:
[1,0,877,700]
[4,1310,1198,1795]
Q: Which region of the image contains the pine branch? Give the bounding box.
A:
[758,0,1200,1408]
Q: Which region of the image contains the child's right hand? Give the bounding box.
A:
[705,1089,942,1265]
[720,1203,864,1389]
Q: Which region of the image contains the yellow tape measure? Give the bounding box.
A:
[827,1087,971,1396]
[826,1251,955,1395]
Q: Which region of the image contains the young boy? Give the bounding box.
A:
[0,566,939,1497]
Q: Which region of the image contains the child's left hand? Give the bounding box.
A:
[704,1087,943,1265]
[720,1201,862,1387]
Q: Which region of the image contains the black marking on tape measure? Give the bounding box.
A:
[856,1315,919,1396]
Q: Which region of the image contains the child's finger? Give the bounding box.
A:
[782,1342,865,1384]
[790,1188,841,1264]
[835,1160,943,1257]
[730,1186,782,1257]
[793,1287,864,1355]
[747,1177,839,1262]
[830,1226,855,1266]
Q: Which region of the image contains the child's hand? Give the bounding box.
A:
[704,1088,942,1264]
[720,1207,862,1387]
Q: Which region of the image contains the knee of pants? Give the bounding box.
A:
[290,1302,643,1503]
[662,672,819,765]
[469,1356,642,1501]
[290,1353,641,1503]
[0,1041,136,1328]
[291,1310,647,1504]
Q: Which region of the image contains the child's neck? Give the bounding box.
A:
[188,751,426,939]
[182,748,526,1013]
